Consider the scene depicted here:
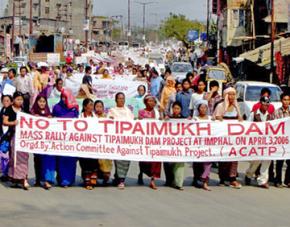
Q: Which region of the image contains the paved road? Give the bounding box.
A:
[1,160,290,227]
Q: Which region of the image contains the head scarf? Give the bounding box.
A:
[160,76,176,111]
[52,88,79,118]
[194,99,209,116]
[30,94,51,117]
[222,87,240,115]
[61,88,79,111]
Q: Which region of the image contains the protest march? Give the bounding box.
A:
[0,45,289,193]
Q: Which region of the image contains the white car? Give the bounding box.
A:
[171,62,193,82]
[235,81,282,119]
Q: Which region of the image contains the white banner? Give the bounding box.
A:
[64,74,146,99]
[15,113,290,162]
[91,79,146,99]
[47,53,60,66]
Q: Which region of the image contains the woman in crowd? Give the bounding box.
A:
[138,95,161,190]
[213,87,243,189]
[3,92,29,190]
[79,98,98,190]
[30,95,52,188]
[42,88,79,188]
[135,85,147,113]
[189,79,207,116]
[160,76,176,113]
[189,79,207,187]
[94,100,112,185]
[49,78,64,99]
[0,95,13,182]
[193,100,212,191]
[108,92,134,189]
[101,69,112,79]
[135,85,147,100]
[164,101,185,190]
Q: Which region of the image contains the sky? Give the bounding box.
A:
[93,0,207,28]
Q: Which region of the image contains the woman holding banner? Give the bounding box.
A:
[79,98,98,190]
[94,100,112,186]
[164,101,185,190]
[3,92,30,190]
[213,87,243,189]
[44,88,79,188]
[138,95,161,190]
[193,100,212,191]
[108,92,134,190]
[30,94,52,189]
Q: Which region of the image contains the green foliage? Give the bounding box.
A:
[160,13,205,46]
[112,28,122,41]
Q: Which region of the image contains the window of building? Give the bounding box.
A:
[45,7,50,14]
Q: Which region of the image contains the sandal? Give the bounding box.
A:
[43,182,52,190]
[230,181,242,189]
[85,185,93,190]
[118,182,125,190]
[149,180,157,190]
[23,180,30,191]
[202,182,211,191]
[175,186,184,191]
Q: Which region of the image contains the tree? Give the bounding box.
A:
[160,13,205,47]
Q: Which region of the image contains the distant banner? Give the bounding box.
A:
[91,79,146,99]
[64,74,146,99]
[15,113,290,162]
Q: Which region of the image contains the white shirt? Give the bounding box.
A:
[14,75,34,95]
[189,92,206,110]
[248,109,269,122]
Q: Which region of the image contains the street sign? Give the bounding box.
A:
[187,30,199,42]
[200,32,207,41]
[83,19,90,31]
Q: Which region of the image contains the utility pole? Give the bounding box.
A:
[206,0,210,41]
[12,0,15,57]
[85,0,89,50]
[128,0,131,43]
[135,1,156,43]
[217,0,222,63]
[270,0,275,83]
[29,0,33,35]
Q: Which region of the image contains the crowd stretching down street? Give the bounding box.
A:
[0,42,289,194]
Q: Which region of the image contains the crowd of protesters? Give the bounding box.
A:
[0,54,289,192]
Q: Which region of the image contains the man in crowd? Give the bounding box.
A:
[175,79,193,118]
[204,80,222,115]
[14,66,34,113]
[245,96,274,189]
[274,93,290,188]
[252,88,275,114]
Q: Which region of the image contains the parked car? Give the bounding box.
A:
[171,62,193,82]
[235,81,282,119]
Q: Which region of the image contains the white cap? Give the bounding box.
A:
[1,68,9,73]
